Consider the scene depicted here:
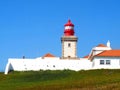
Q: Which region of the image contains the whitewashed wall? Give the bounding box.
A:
[92,57,120,69]
[5,57,92,74]
[63,41,77,57]
[5,57,120,74]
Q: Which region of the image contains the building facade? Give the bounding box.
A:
[4,20,120,74]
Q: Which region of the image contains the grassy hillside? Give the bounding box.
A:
[0,69,120,90]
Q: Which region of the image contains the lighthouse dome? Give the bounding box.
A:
[64,20,75,36]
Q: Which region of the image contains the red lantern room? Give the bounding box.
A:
[64,20,74,36]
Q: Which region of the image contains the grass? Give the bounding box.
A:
[0,69,120,90]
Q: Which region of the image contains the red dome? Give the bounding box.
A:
[64,20,74,26]
[64,19,75,36]
[64,29,74,36]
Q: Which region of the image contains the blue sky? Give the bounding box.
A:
[0,0,120,72]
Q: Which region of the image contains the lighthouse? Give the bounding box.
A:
[61,20,78,59]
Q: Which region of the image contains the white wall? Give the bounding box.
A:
[5,57,92,74]
[92,57,120,69]
[63,41,77,58]
[5,57,120,75]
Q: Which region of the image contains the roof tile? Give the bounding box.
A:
[96,44,107,47]
[43,53,55,57]
[83,55,89,58]
[96,50,120,57]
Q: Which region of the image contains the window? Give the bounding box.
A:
[68,56,71,58]
[100,60,111,65]
[68,43,71,47]
[106,60,110,65]
[100,60,104,65]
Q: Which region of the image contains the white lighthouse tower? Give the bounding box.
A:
[61,20,78,59]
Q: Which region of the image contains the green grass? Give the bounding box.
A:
[0,69,120,90]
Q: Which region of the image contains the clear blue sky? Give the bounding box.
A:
[0,0,120,72]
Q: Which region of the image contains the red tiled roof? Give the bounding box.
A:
[43,53,55,57]
[83,55,89,58]
[96,50,120,57]
[64,19,74,26]
[96,44,107,47]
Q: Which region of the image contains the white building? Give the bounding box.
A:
[4,20,120,74]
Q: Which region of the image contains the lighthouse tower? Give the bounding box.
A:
[61,20,78,59]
